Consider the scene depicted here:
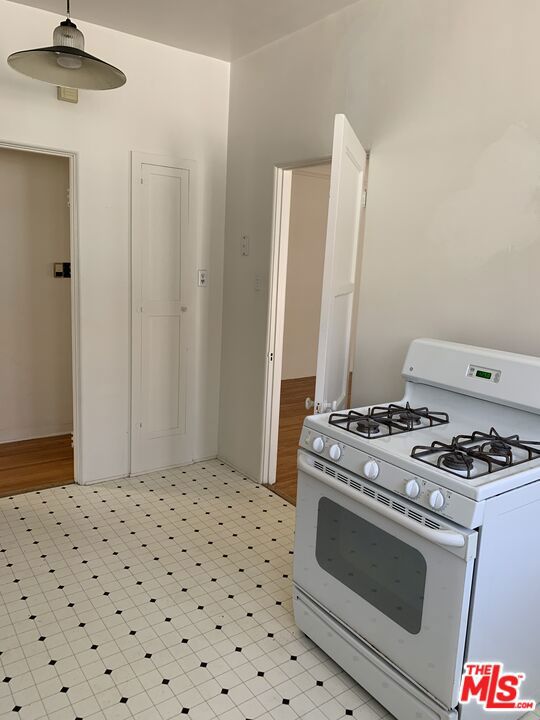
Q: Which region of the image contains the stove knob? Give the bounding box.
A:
[312,437,325,453]
[405,479,421,499]
[429,490,445,510]
[363,460,380,480]
[329,444,342,461]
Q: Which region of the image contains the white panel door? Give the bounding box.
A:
[131,159,194,474]
[315,115,367,413]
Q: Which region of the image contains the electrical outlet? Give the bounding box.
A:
[241,235,250,256]
[198,269,208,287]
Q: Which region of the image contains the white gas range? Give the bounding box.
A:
[293,339,540,720]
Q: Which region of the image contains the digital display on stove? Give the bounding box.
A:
[476,370,492,380]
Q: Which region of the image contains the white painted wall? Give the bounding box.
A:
[0,0,229,482]
[281,168,329,380]
[0,148,72,443]
[219,0,540,480]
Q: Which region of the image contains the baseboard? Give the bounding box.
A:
[0,429,73,445]
[216,454,260,485]
[76,473,129,486]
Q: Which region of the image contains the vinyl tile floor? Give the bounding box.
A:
[0,460,391,720]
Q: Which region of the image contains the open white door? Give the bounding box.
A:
[131,154,195,475]
[314,114,367,414]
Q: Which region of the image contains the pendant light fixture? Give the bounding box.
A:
[7,0,126,91]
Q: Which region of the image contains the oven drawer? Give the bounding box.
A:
[294,450,478,708]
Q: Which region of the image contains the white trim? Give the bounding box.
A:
[0,139,82,485]
[260,157,331,486]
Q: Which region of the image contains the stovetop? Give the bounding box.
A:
[303,384,540,501]
[329,402,449,438]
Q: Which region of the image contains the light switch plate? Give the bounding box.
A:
[198,269,208,287]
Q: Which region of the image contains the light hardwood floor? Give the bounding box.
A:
[272,373,353,505]
[0,435,74,498]
[272,376,316,505]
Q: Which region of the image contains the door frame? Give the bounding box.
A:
[129,151,197,475]
[0,139,82,484]
[261,157,331,487]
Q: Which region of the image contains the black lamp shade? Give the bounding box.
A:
[8,45,126,90]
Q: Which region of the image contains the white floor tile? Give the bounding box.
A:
[0,460,383,719]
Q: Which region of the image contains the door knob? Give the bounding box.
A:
[305,397,315,410]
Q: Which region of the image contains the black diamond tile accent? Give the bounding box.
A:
[104,669,112,675]
[60,686,69,693]
[120,697,128,703]
[282,699,290,705]
[162,679,170,685]
[221,689,229,695]
[3,676,11,683]
[345,711,353,716]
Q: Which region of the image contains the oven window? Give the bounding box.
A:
[316,497,427,634]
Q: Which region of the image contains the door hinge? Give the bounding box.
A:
[269,352,274,362]
[362,188,368,208]
[66,188,71,208]
[140,177,144,184]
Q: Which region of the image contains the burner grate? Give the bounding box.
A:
[411,427,540,478]
[329,402,449,438]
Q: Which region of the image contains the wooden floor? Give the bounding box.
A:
[272,376,316,505]
[0,435,74,498]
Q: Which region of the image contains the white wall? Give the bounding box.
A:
[281,168,329,380]
[0,148,72,443]
[219,0,540,480]
[0,0,229,482]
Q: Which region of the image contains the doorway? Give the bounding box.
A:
[0,145,78,497]
[262,115,368,504]
[273,163,331,503]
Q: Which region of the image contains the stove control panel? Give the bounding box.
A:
[299,427,483,528]
[466,364,501,383]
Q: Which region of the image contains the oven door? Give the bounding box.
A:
[294,450,478,709]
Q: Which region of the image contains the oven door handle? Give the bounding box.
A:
[298,454,467,549]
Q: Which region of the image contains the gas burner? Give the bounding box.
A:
[328,402,449,439]
[356,418,381,434]
[412,427,540,479]
[395,411,422,426]
[481,439,512,458]
[440,452,474,473]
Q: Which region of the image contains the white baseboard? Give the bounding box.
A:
[0,428,73,445]
[76,473,129,486]
[216,454,260,485]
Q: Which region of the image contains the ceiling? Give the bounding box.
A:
[8,0,359,61]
